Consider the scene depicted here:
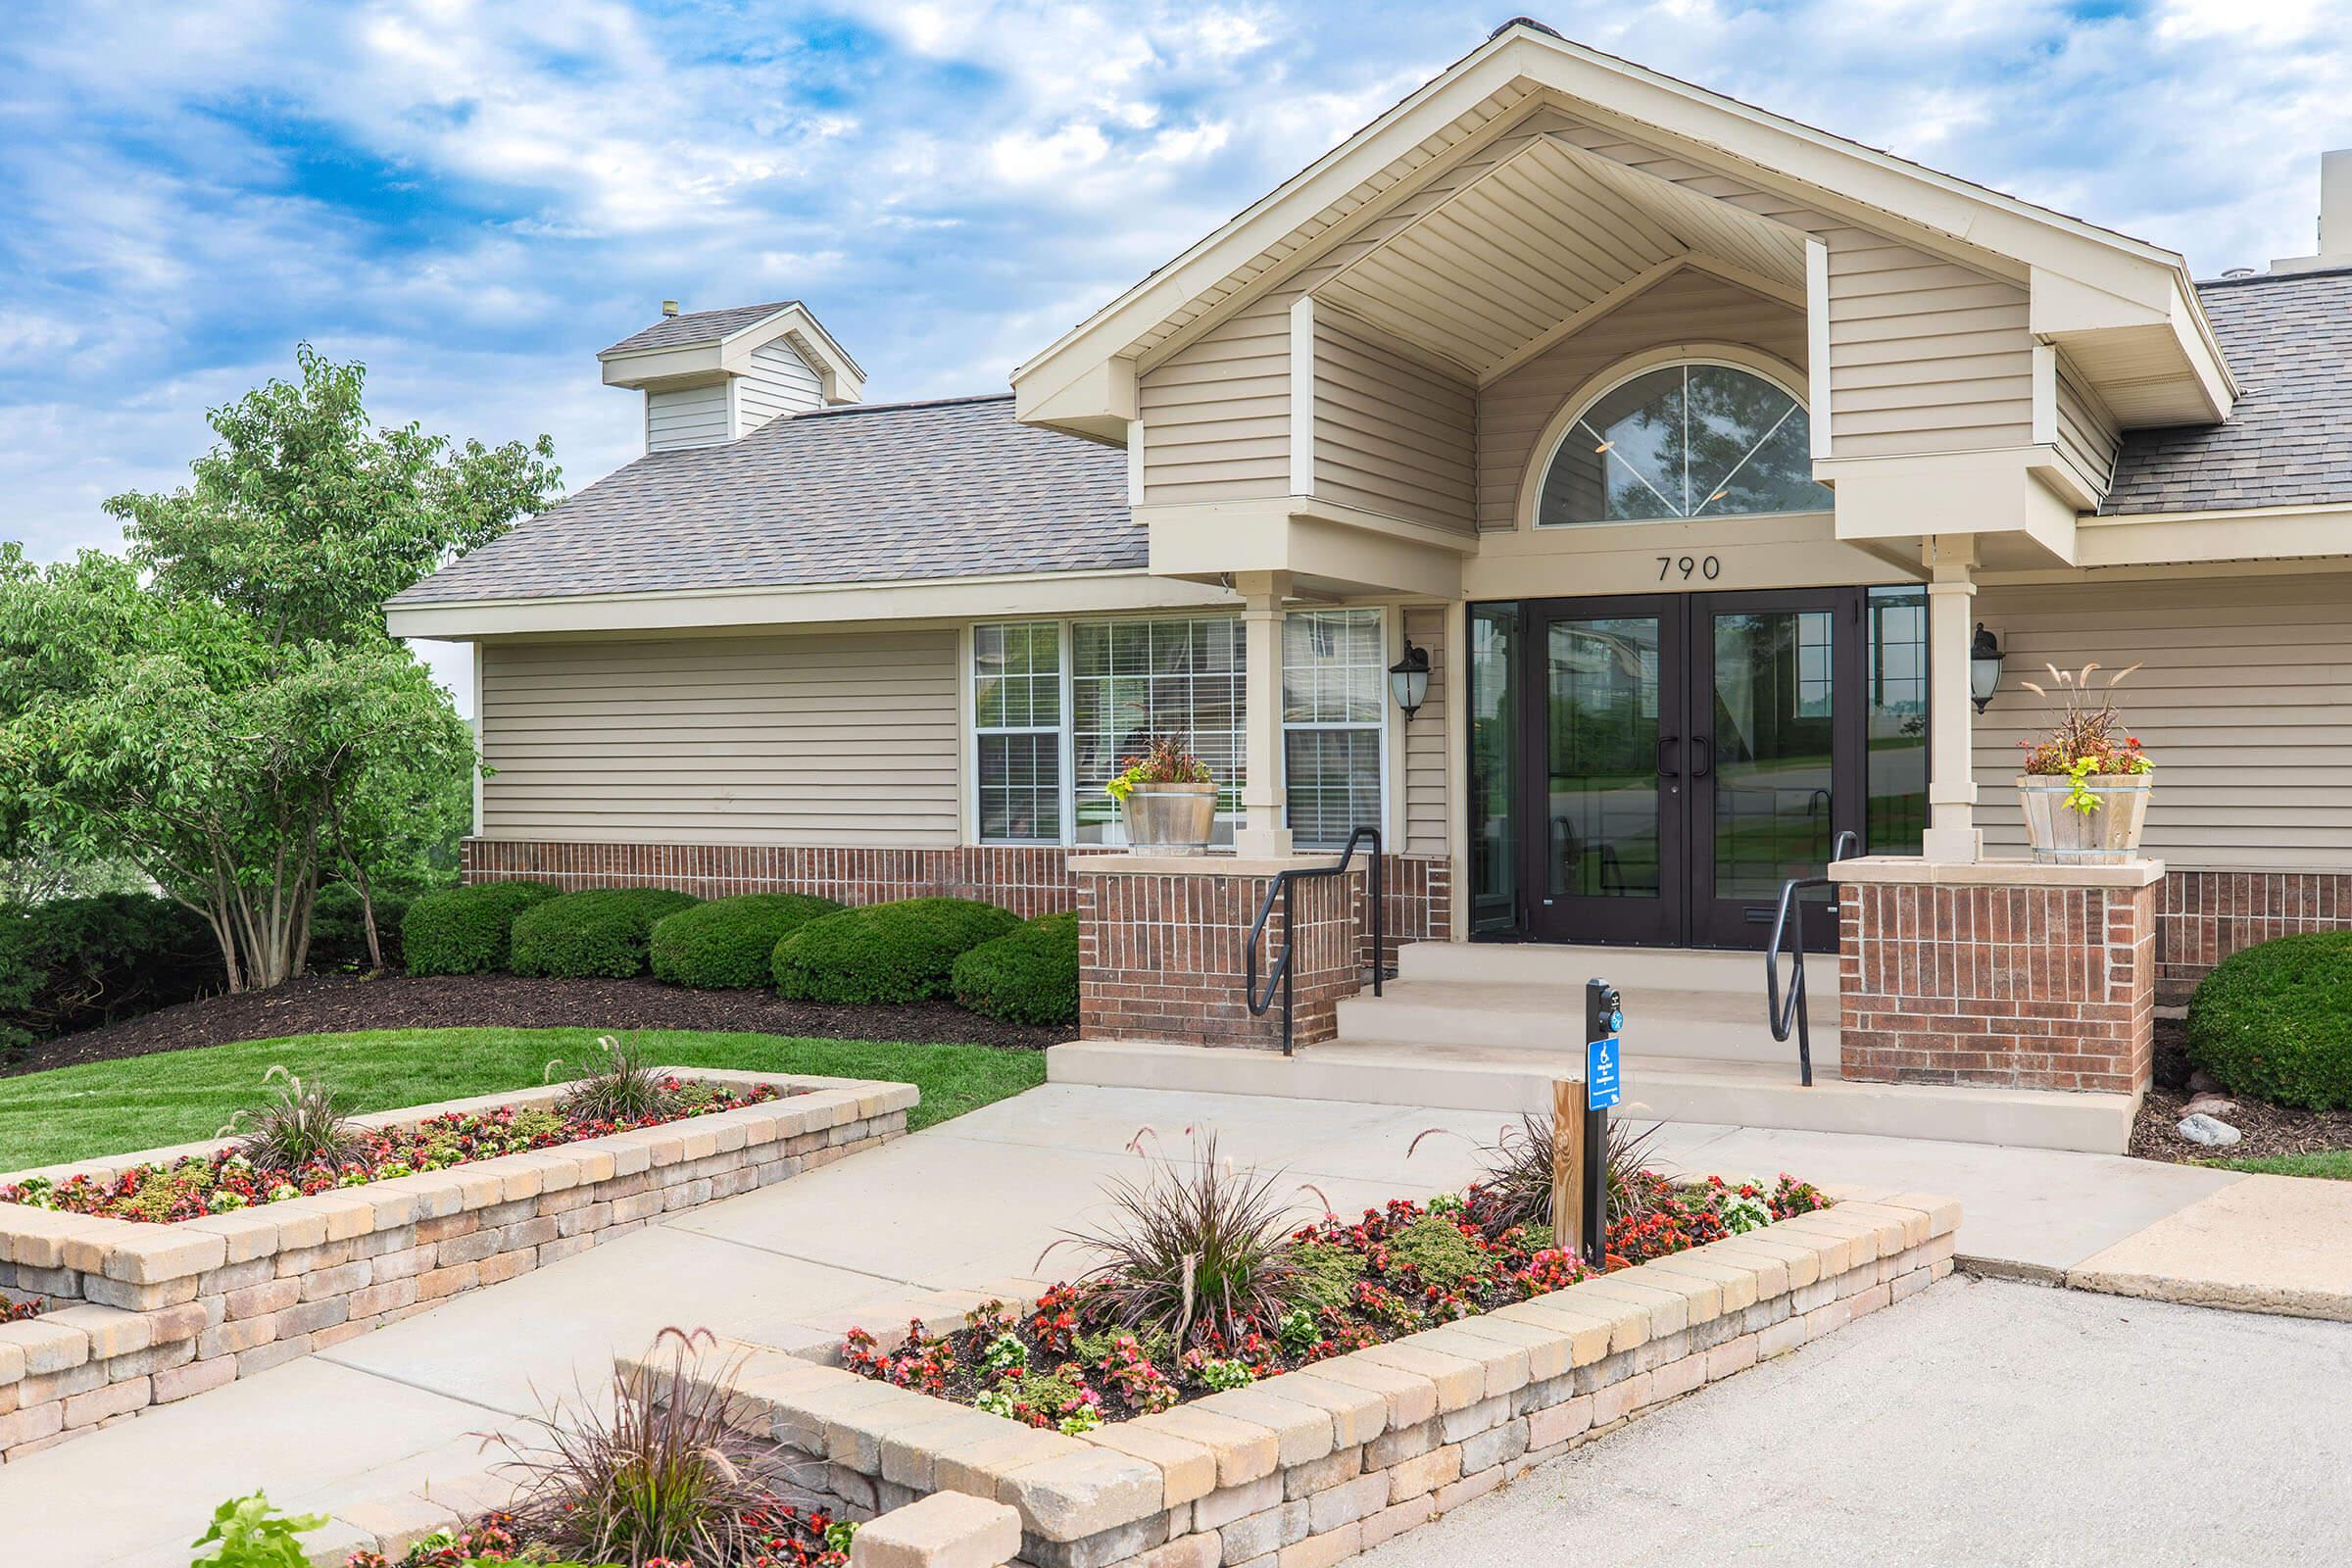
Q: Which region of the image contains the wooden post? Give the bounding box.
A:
[1551,1078,1586,1257]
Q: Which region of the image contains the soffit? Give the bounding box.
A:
[1311,131,1808,380]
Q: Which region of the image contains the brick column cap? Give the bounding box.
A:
[1071,853,1357,877]
[1830,855,2164,890]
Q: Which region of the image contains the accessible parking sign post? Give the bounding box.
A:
[1551,977,1621,1268]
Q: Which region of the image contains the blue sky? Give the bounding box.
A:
[3,0,2348,699]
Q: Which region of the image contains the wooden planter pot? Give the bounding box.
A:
[2017,772,2152,863]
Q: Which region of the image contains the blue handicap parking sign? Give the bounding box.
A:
[1587,1036,1622,1109]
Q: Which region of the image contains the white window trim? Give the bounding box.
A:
[968,619,1068,848]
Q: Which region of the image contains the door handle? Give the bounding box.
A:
[1690,735,1713,779]
[1655,736,1682,778]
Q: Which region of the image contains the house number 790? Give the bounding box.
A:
[1657,555,1722,581]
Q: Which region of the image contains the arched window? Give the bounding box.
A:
[1535,361,1830,527]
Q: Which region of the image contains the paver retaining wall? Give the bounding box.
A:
[646,1194,1960,1568]
[0,1068,915,1463]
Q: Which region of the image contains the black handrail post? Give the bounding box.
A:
[1371,844,1386,998]
[1766,829,1857,1088]
[1244,824,1384,1058]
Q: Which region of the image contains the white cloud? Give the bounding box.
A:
[5,0,2352,582]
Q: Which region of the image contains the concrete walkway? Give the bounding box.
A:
[1354,1275,2352,1568]
[0,1084,2339,1565]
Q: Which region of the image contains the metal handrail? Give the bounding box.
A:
[1246,826,1384,1056]
[1766,828,1859,1087]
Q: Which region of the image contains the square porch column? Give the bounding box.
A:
[1922,535,1982,863]
[1234,569,1294,858]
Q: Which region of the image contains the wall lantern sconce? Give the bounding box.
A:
[1389,640,1432,721]
[1970,622,2004,712]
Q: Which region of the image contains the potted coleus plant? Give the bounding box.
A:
[2016,661,2155,863]
[1106,736,1218,854]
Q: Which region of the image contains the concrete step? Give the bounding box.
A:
[1395,942,1791,996]
[1335,978,1833,1070]
[1047,1038,2136,1154]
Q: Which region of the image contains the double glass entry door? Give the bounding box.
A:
[1507,590,1870,951]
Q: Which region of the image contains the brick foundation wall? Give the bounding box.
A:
[1076,864,1365,1049]
[0,1073,912,1462]
[2156,868,2352,1006]
[1836,874,2156,1095]
[462,839,1452,949]
[648,1198,1958,1568]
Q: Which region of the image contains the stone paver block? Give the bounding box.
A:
[1307,1471,1387,1535]
[1553,1276,1688,1339]
[153,1356,239,1404]
[1353,1344,1483,1412]
[851,1490,1023,1568]
[180,1210,285,1264]
[1295,1355,1437,1430]
[1080,1421,1219,1508]
[44,1303,149,1360]
[0,1316,89,1376]
[827,1386,964,1473]
[1260,1371,1387,1448]
[932,1426,1088,1500]
[62,1373,149,1428]
[1132,1404,1280,1488]
[1000,1447,1162,1542]
[1217,1497,1307,1560]
[1645,1252,1761,1313]
[1441,1314,1572,1382]
[1391,1327,1529,1400]
[1526,1393,1592,1447]
[1489,1296,1627,1362]
[97,1228,228,1285]
[1386,1443,1461,1504]
[334,1493,460,1557]
[1192,1387,1335,1466]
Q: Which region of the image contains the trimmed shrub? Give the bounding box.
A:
[309,883,415,973]
[401,881,559,975]
[0,892,219,1047]
[773,897,1020,1004]
[2187,931,2352,1110]
[648,894,844,989]
[510,887,702,979]
[952,910,1078,1026]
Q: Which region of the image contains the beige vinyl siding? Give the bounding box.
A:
[2054,357,2122,502]
[1137,291,1294,505]
[737,339,822,433]
[1477,269,1806,530]
[645,381,731,452]
[1313,315,1476,530]
[1824,237,2034,456]
[1402,605,1449,856]
[478,631,959,848]
[1974,575,2352,870]
[1134,107,1581,511]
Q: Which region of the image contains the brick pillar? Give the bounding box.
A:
[1832,857,2160,1095]
[1074,857,1365,1049]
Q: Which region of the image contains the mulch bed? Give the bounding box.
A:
[2127,1017,2352,1165]
[2,971,1065,1079]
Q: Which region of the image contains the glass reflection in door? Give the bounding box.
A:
[1546,617,1663,900]
[1708,610,1836,905]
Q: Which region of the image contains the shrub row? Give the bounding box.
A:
[399,884,1079,1026]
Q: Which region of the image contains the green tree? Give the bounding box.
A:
[0,347,557,989]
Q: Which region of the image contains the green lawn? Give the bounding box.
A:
[2206,1150,2352,1182]
[0,1029,1047,1171]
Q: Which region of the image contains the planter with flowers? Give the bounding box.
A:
[2016,660,2156,864]
[1104,736,1218,855]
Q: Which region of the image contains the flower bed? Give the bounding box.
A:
[644,1190,1960,1568]
[5,1075,789,1224]
[0,1067,916,1462]
[345,1507,853,1568]
[843,1175,1825,1433]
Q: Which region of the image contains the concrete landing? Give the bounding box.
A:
[1049,1038,2138,1153]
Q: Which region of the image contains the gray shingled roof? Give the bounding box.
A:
[392,394,1139,606]
[2105,268,2352,514]
[601,300,801,357]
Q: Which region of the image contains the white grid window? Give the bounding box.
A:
[973,621,1063,844]
[1282,609,1386,849]
[1072,615,1246,846]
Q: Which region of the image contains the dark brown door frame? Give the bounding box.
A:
[1484,588,1867,951]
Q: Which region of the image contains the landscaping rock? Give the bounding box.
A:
[2176,1113,2243,1148]
[2182,1095,2239,1120]
[2187,1068,2225,1095]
